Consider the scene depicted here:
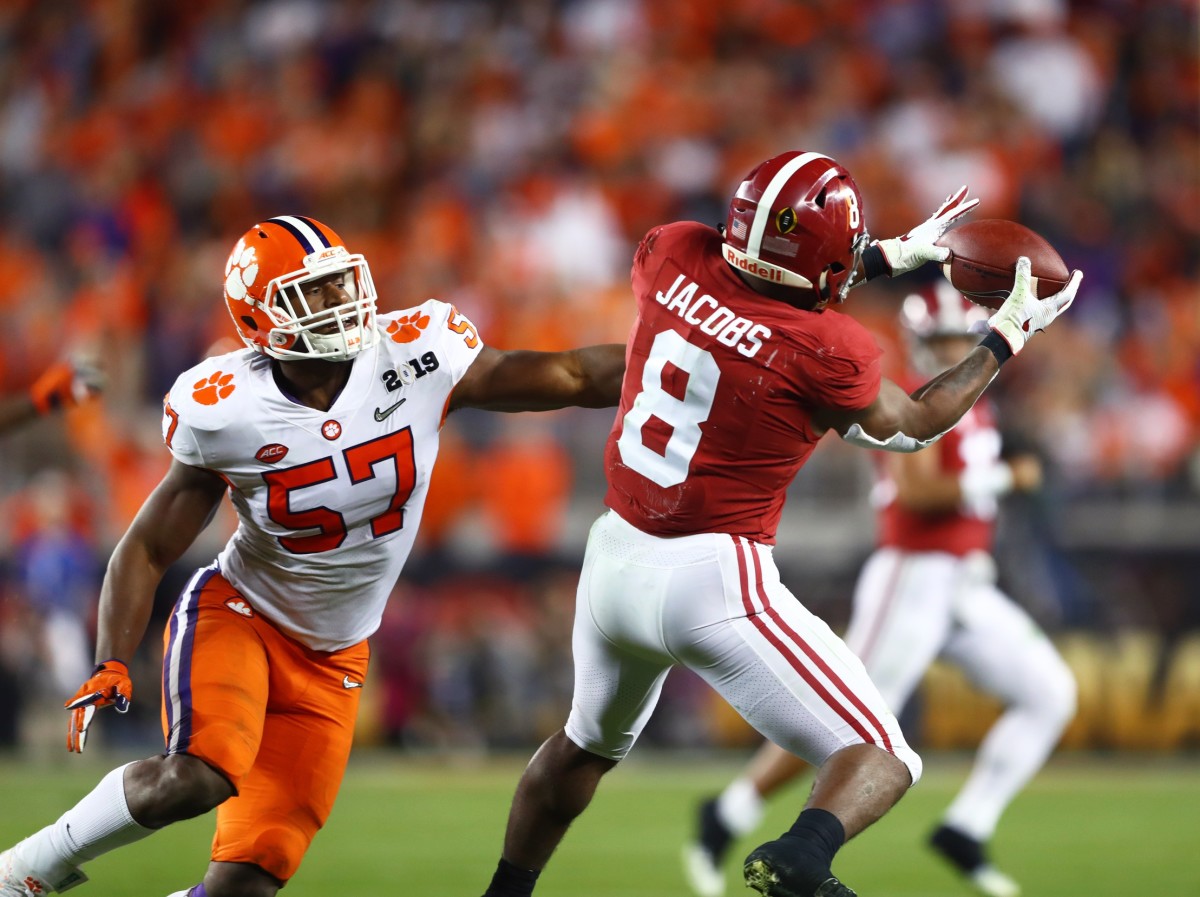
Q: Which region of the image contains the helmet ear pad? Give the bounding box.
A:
[722,151,868,301]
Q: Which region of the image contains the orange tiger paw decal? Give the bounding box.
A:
[193,371,236,405]
[386,312,431,343]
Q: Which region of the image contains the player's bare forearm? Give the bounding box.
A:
[0,395,38,436]
[452,344,626,412]
[907,345,1000,436]
[94,462,227,662]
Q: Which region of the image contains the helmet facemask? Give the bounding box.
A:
[261,250,379,361]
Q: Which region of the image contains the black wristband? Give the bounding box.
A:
[979,330,1014,366]
[860,243,891,280]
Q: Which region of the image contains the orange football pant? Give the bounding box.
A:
[161,566,369,882]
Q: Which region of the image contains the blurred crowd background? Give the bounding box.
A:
[0,0,1196,756]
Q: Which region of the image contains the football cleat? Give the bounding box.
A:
[681,798,732,897]
[929,824,1020,897]
[0,843,87,896]
[742,839,856,897]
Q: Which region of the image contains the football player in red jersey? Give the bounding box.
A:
[0,215,625,897]
[682,282,1077,897]
[0,360,103,436]
[480,151,1082,897]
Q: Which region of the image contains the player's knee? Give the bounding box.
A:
[126,754,235,827]
[203,861,281,897]
[1041,660,1078,729]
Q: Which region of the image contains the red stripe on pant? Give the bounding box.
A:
[734,537,894,752]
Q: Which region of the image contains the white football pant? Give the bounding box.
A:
[565,511,922,783]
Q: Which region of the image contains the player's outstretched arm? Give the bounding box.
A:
[65,460,227,752]
[819,257,1082,453]
[448,344,626,413]
[0,359,104,436]
[95,460,228,663]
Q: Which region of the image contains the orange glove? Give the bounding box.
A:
[65,659,132,753]
[30,360,104,415]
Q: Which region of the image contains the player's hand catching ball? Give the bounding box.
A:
[65,659,132,753]
[988,257,1083,355]
[872,186,981,276]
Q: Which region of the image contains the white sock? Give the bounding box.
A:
[715,777,765,836]
[20,763,153,888]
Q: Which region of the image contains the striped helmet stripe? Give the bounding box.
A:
[746,152,834,256]
[267,215,332,253]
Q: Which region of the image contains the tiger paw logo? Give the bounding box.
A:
[225,597,254,618]
[193,372,235,405]
[386,312,431,343]
[224,238,259,301]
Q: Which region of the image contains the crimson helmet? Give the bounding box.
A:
[899,280,990,338]
[223,215,378,361]
[722,150,869,302]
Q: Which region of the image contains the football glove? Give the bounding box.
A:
[65,659,132,753]
[987,256,1083,355]
[872,186,980,276]
[30,359,104,415]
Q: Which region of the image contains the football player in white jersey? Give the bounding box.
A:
[0,215,625,897]
[682,283,1077,897]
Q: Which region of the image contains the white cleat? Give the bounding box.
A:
[969,864,1020,897]
[0,843,87,896]
[681,843,726,897]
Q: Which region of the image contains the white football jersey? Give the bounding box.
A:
[162,300,483,650]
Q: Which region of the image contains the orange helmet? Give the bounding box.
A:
[223,215,378,361]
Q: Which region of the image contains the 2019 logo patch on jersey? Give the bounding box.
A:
[386,312,431,343]
[193,372,236,405]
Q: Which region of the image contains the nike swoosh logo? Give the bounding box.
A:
[343,675,363,689]
[373,397,406,421]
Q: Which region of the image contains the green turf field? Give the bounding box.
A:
[1,751,1197,896]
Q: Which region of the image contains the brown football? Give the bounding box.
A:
[936,219,1069,310]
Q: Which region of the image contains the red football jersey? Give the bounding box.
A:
[604,221,883,543]
[875,399,999,555]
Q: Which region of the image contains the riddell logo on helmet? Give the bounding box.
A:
[725,247,783,282]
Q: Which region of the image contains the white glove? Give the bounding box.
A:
[987,256,1083,355]
[872,186,980,276]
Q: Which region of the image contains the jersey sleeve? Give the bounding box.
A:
[390,299,484,386]
[796,313,883,411]
[162,382,206,467]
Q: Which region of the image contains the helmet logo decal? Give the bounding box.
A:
[224,239,259,303]
[321,420,342,441]
[386,312,432,343]
[775,207,797,234]
[193,372,236,405]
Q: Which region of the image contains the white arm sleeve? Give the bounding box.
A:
[841,422,946,454]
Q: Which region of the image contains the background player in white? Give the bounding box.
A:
[478,151,1082,897]
[0,215,625,897]
[682,282,1077,897]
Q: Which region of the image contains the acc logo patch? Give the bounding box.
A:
[386,312,431,343]
[255,443,289,463]
[775,206,797,235]
[224,238,259,302]
[225,598,254,618]
[322,420,342,440]
[193,372,235,405]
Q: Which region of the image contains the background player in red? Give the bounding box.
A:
[682,281,1077,897]
[0,215,625,897]
[478,150,1082,897]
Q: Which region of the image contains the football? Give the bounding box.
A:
[936,219,1069,310]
